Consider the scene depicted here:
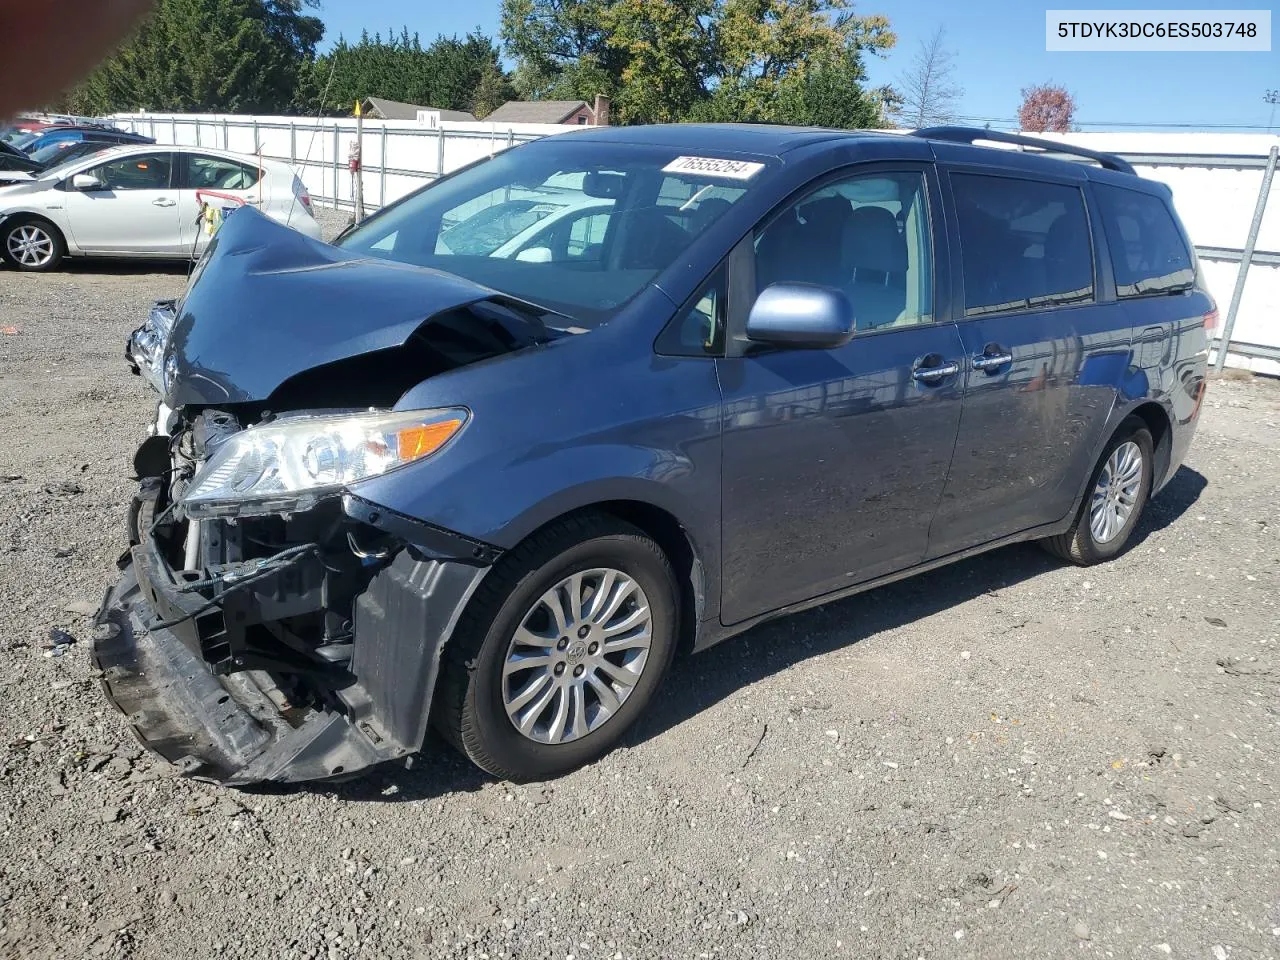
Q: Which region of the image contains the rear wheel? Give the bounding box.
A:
[2,216,65,272]
[435,514,679,781]
[1042,416,1154,565]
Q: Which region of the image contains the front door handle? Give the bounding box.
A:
[152,198,176,207]
[972,352,1013,371]
[912,361,960,383]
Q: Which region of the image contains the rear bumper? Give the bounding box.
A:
[92,486,491,786]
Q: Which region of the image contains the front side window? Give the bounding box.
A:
[91,153,172,191]
[952,174,1094,316]
[338,142,758,326]
[754,171,933,333]
[1093,184,1194,298]
[657,264,726,356]
[188,155,261,191]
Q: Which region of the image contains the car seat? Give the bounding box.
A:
[841,206,907,330]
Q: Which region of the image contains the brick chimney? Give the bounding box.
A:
[593,94,611,126]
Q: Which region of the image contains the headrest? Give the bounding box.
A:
[843,206,907,275]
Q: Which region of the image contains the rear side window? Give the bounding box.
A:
[1093,184,1195,298]
[187,155,262,191]
[952,174,1094,317]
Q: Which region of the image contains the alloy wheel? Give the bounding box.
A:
[6,224,54,268]
[1089,440,1143,544]
[501,568,653,745]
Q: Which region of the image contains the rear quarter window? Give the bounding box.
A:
[1093,184,1195,298]
[952,173,1095,317]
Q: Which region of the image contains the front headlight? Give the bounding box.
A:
[180,408,468,519]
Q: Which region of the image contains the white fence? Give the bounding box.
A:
[111,114,1280,375]
[112,112,575,211]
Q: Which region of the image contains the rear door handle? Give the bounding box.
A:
[972,352,1013,371]
[152,198,176,207]
[912,361,960,383]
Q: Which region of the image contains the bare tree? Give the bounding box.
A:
[893,26,964,129]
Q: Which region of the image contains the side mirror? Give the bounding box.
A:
[746,283,854,349]
[514,246,552,263]
[71,173,104,191]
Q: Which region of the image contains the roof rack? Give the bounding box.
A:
[910,126,1135,176]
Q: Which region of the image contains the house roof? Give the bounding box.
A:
[484,100,591,124]
[359,97,477,123]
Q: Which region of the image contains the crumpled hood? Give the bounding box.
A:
[164,208,503,408]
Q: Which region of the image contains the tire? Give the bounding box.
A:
[2,216,66,272]
[435,513,680,781]
[1042,416,1154,566]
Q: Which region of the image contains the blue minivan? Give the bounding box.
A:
[100,125,1212,786]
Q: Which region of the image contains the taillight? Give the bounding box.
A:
[1203,307,1219,334]
[300,193,313,212]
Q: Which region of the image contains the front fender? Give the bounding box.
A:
[349,436,722,619]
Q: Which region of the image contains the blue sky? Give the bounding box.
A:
[317,0,1279,130]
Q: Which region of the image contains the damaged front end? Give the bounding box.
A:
[93,209,567,786]
[95,410,497,786]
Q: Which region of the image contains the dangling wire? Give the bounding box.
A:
[285,51,341,228]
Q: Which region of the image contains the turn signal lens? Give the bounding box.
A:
[397,418,464,461]
[1203,308,1219,334]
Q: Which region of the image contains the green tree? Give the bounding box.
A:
[304,29,513,116]
[500,0,627,100]
[71,0,323,114]
[472,61,518,118]
[501,0,897,126]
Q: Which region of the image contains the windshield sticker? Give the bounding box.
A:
[662,156,765,180]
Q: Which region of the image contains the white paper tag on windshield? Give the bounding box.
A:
[662,156,765,180]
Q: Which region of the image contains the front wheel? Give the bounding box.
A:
[1042,416,1154,565]
[435,514,680,781]
[2,216,65,271]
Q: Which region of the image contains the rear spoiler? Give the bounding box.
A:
[911,126,1135,176]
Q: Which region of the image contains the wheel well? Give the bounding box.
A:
[1126,401,1172,486]
[529,501,704,657]
[2,212,66,246]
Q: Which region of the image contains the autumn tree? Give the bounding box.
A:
[1018,82,1076,133]
[893,26,962,128]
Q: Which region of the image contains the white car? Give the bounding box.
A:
[0,144,322,271]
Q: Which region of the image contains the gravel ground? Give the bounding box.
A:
[1,214,1278,960]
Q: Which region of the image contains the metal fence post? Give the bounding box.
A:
[195,121,202,147]
[171,118,176,144]
[222,117,229,150]
[379,125,387,207]
[252,118,260,155]
[289,122,296,162]
[1215,144,1279,372]
[507,129,514,150]
[437,130,445,179]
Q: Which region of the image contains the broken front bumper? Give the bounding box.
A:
[93,487,492,786]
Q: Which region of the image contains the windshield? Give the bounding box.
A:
[28,140,91,166]
[337,140,762,325]
[39,145,116,179]
[5,131,38,149]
